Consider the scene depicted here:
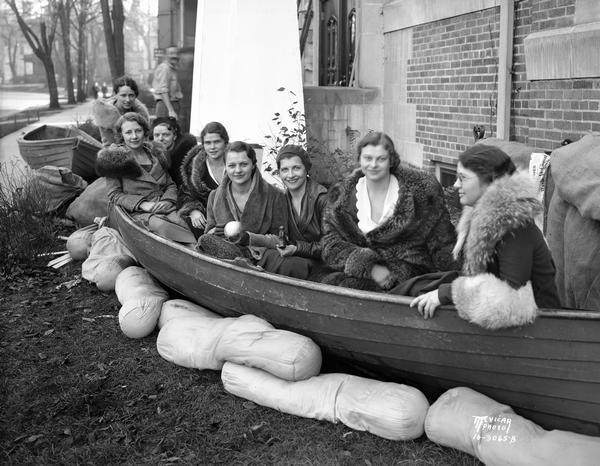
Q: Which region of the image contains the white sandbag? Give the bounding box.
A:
[157,314,270,370]
[66,224,98,260]
[81,227,137,291]
[114,266,168,304]
[425,387,600,465]
[425,386,513,456]
[115,266,169,339]
[157,313,322,380]
[335,374,429,440]
[222,363,428,440]
[158,299,220,329]
[479,412,600,466]
[65,177,109,226]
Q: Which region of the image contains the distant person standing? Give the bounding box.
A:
[101,82,108,98]
[152,46,183,120]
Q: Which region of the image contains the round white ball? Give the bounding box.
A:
[224,221,243,239]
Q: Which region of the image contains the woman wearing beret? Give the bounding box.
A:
[320,131,457,291]
[410,144,560,329]
[150,116,197,187]
[92,75,150,147]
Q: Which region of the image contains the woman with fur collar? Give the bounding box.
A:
[95,112,195,244]
[150,117,197,187]
[178,122,229,237]
[411,145,560,329]
[320,132,457,291]
[92,75,150,147]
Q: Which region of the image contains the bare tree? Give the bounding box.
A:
[100,0,124,80]
[0,11,20,82]
[57,0,75,103]
[126,0,156,71]
[72,0,98,101]
[5,0,60,108]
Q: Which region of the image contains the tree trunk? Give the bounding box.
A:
[58,1,75,104]
[44,58,60,108]
[100,0,125,81]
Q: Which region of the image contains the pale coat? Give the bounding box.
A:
[92,97,150,147]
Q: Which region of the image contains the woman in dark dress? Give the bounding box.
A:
[150,117,197,187]
[178,121,229,236]
[410,144,561,329]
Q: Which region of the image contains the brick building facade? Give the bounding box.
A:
[303,0,600,182]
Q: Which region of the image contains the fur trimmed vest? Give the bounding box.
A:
[449,171,560,329]
[178,145,219,216]
[92,97,150,147]
[321,167,457,290]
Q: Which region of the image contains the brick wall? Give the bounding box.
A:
[407,7,501,171]
[406,0,600,170]
[511,0,600,150]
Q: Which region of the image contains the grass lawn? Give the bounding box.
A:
[0,257,480,465]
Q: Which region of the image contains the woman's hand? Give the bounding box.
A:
[277,244,297,257]
[152,200,175,214]
[189,210,206,229]
[371,264,394,290]
[410,290,441,319]
[139,201,156,212]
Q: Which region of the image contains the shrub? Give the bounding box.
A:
[0,162,56,277]
[76,117,101,142]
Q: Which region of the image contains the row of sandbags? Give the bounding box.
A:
[66,231,600,460]
[114,271,429,441]
[67,224,137,291]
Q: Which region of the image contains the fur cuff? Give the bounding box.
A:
[179,200,205,217]
[452,274,538,329]
[95,146,142,179]
[344,247,380,279]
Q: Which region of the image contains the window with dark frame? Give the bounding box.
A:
[319,0,357,86]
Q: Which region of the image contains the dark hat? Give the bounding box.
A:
[276,144,311,171]
[151,116,181,134]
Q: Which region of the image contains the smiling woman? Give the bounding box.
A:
[95,112,195,245]
[92,75,150,147]
[320,131,457,291]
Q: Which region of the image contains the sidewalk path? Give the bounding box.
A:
[0,100,95,183]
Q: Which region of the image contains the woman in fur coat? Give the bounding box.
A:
[92,75,150,147]
[411,144,561,329]
[198,142,312,279]
[320,132,457,291]
[95,112,195,245]
[151,117,197,187]
[178,122,229,237]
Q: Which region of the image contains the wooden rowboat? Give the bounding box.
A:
[18,124,102,181]
[111,206,600,436]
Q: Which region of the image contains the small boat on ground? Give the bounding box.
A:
[111,206,600,436]
[18,124,102,181]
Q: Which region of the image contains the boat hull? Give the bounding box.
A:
[112,207,600,436]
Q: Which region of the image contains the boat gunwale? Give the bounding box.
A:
[114,207,600,321]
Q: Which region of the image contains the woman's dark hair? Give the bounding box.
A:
[225,141,257,166]
[113,75,139,97]
[458,144,516,184]
[150,116,181,139]
[356,131,401,172]
[115,112,150,143]
[200,121,229,145]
